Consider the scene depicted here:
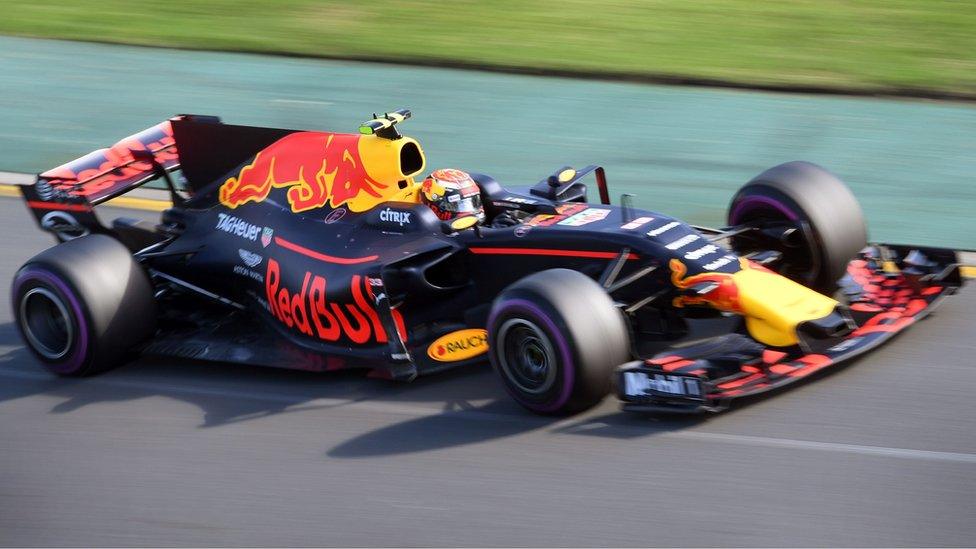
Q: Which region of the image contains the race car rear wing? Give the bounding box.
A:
[21,114,299,241]
[20,117,185,243]
[34,118,181,206]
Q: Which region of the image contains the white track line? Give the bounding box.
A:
[2,366,974,464]
[673,431,976,464]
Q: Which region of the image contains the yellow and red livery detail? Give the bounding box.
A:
[220,131,425,213]
[670,257,840,347]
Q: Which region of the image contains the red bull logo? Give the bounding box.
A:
[265,258,406,345]
[220,132,388,213]
[669,258,747,313]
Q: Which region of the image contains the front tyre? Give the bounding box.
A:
[728,161,867,293]
[11,235,157,376]
[488,269,631,415]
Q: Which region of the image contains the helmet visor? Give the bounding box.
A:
[441,193,482,214]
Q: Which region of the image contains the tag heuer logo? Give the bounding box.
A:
[261,227,273,247]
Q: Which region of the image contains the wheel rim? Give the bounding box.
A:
[496,318,558,395]
[20,287,74,360]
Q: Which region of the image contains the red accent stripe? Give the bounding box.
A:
[647,355,682,365]
[762,349,787,364]
[662,359,696,372]
[717,372,764,390]
[273,236,378,265]
[469,247,639,260]
[27,201,89,212]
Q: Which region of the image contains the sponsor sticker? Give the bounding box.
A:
[558,208,611,227]
[646,221,681,237]
[503,196,537,205]
[827,337,863,354]
[684,244,719,260]
[427,329,489,362]
[324,208,346,224]
[524,204,587,227]
[703,255,736,270]
[665,234,700,250]
[216,213,261,241]
[261,227,274,247]
[40,211,89,240]
[623,371,702,399]
[379,208,412,226]
[621,216,654,230]
[233,265,264,283]
[514,225,532,238]
[239,249,263,268]
[265,258,397,344]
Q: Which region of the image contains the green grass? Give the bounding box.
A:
[2,0,976,96]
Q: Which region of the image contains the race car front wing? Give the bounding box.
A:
[616,244,965,413]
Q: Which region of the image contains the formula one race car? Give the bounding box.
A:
[12,110,965,414]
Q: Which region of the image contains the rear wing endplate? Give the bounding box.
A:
[21,118,185,241]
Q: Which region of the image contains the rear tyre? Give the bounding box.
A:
[727,161,867,292]
[488,269,631,415]
[11,235,157,376]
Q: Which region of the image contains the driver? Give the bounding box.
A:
[420,169,486,224]
[420,168,528,228]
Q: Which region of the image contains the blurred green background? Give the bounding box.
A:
[2,0,976,97]
[1,2,974,248]
[2,35,975,248]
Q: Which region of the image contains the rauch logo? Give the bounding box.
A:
[427,329,489,362]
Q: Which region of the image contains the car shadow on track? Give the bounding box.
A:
[326,406,706,458]
[0,322,707,456]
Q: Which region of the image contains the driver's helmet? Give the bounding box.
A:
[420,168,485,223]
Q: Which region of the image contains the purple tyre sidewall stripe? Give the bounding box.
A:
[488,298,574,413]
[12,267,89,374]
[729,194,798,224]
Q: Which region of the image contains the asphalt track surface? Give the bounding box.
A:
[0,197,974,547]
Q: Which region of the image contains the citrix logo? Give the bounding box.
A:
[380,208,411,226]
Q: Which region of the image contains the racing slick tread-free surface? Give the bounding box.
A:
[489,268,631,414]
[12,234,157,375]
[729,161,868,292]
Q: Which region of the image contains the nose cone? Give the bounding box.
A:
[671,256,844,348]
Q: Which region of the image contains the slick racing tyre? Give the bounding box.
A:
[727,161,867,293]
[11,234,157,376]
[488,268,631,415]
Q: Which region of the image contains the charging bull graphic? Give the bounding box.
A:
[669,257,747,313]
[220,132,388,213]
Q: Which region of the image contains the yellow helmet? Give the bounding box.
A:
[420,169,485,222]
